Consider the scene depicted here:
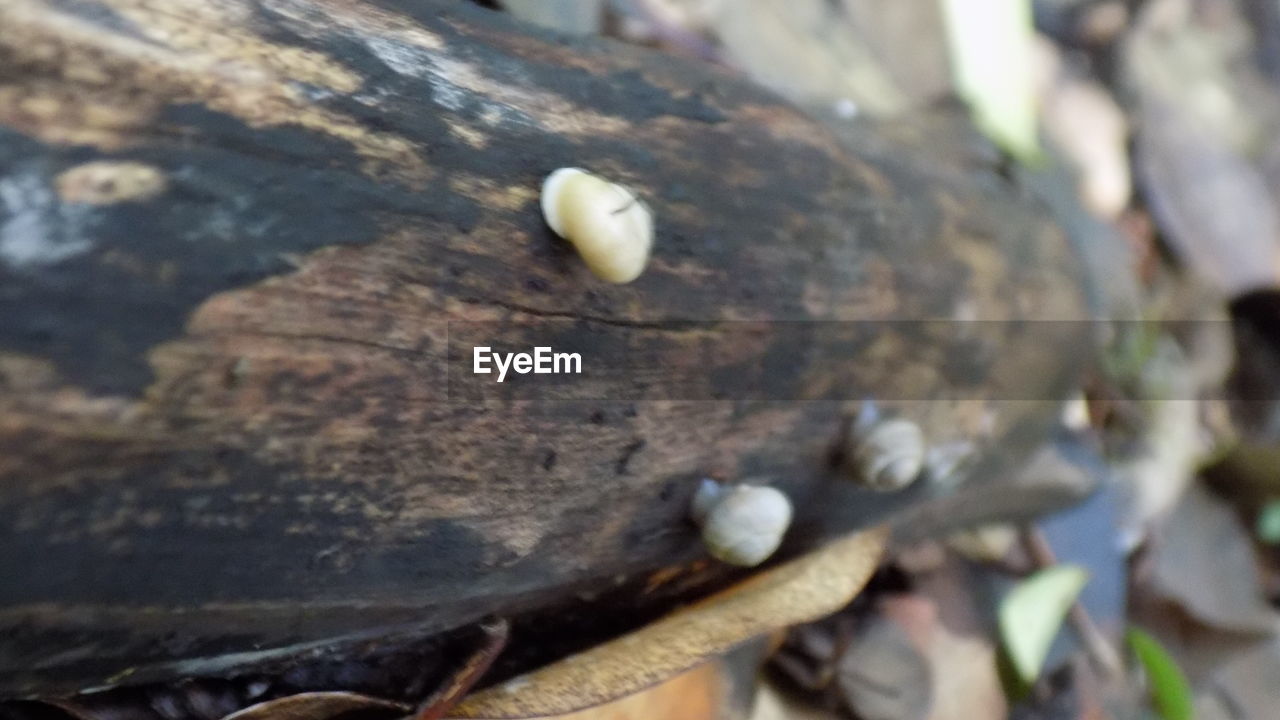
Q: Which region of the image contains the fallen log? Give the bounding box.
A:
[0,0,1094,700]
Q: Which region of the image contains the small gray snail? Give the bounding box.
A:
[690,478,793,567]
[540,167,654,283]
[846,403,926,491]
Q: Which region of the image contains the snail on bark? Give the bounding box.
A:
[845,403,926,491]
[690,479,793,567]
[540,168,653,283]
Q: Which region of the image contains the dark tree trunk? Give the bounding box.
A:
[0,0,1093,698]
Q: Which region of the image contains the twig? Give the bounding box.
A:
[415,618,511,720]
[1019,526,1124,680]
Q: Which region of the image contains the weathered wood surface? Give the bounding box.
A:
[0,0,1093,698]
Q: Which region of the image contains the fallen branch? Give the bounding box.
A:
[0,0,1092,698]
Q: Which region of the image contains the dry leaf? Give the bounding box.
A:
[1129,595,1272,686]
[1125,0,1280,296]
[519,661,723,720]
[1148,483,1277,634]
[747,683,832,720]
[461,636,768,720]
[1194,638,1280,720]
[703,0,914,114]
[834,613,931,720]
[1032,36,1130,218]
[221,692,409,720]
[888,561,1007,720]
[450,526,888,718]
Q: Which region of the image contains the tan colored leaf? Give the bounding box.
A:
[520,660,724,720]
[221,692,409,720]
[450,526,889,719]
[1032,36,1130,219]
[748,683,832,720]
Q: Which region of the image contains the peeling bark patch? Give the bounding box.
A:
[360,36,537,131]
[90,0,365,94]
[0,116,414,395]
[47,0,150,42]
[2,1,423,182]
[435,13,728,127]
[348,0,726,128]
[0,168,94,268]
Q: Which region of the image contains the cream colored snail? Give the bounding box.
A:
[540,167,653,283]
[690,479,793,567]
[849,417,926,491]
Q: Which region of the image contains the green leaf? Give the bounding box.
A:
[998,564,1089,683]
[1257,499,1280,544]
[940,0,1043,164]
[1128,627,1194,720]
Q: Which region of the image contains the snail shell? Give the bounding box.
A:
[850,418,925,491]
[691,480,793,567]
[540,168,653,283]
